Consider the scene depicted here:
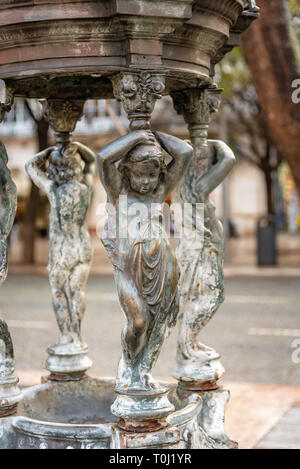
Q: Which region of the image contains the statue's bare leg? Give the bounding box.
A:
[68,262,90,340]
[114,270,151,389]
[174,247,225,387]
[178,249,224,360]
[49,267,72,339]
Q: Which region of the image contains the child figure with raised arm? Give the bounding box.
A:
[26,142,95,358]
[98,130,193,392]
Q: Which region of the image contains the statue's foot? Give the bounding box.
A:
[181,343,219,362]
[50,334,84,354]
[173,351,225,391]
[116,371,166,395]
[46,334,92,377]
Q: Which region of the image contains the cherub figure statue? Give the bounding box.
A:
[173,140,236,387]
[98,130,193,393]
[171,88,236,389]
[0,142,17,286]
[0,139,21,415]
[26,141,95,373]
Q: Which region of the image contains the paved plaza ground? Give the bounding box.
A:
[1,272,300,448]
[1,273,299,386]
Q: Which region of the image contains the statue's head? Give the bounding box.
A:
[119,143,167,195]
[48,144,84,184]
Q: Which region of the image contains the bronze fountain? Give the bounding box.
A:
[0,0,258,449]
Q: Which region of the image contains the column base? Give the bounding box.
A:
[46,340,92,378]
[111,388,175,432]
[173,350,225,391]
[0,367,22,417]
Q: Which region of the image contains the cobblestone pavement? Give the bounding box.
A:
[0,273,299,386]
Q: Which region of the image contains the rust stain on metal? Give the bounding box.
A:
[118,418,167,433]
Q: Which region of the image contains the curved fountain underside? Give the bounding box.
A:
[0,0,257,98]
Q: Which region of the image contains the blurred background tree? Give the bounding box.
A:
[242,0,300,195]
[215,0,299,221]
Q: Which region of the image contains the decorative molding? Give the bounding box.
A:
[193,0,244,26]
[112,71,165,130]
[43,99,85,133]
[172,87,222,140]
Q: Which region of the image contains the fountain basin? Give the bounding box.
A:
[0,377,207,449]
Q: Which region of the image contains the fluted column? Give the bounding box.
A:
[171,87,236,391]
[0,80,22,416]
[26,98,95,381]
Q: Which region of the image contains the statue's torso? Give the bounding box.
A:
[48,179,92,270]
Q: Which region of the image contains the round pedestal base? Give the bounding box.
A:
[111,390,174,432]
[46,342,92,377]
[0,372,22,417]
[173,352,225,391]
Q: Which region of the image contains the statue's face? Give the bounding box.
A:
[127,159,160,195]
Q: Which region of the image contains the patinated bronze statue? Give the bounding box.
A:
[172,89,236,390]
[0,84,21,415]
[98,129,193,394]
[0,142,17,286]
[26,139,95,376]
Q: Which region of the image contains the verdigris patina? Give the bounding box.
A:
[98,71,193,430]
[171,88,236,390]
[0,80,22,416]
[26,99,95,380]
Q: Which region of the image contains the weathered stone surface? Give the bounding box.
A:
[0,0,259,449]
[26,99,95,378]
[112,71,165,130]
[171,88,236,390]
[0,80,22,417]
[0,0,255,98]
[97,71,193,428]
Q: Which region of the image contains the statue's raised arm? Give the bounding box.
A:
[65,141,96,188]
[97,130,148,203]
[194,139,236,201]
[25,147,56,195]
[154,131,193,197]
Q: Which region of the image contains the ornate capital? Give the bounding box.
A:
[0,80,14,123]
[112,71,165,130]
[172,88,222,142]
[42,99,85,135]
